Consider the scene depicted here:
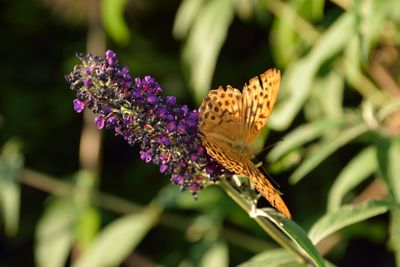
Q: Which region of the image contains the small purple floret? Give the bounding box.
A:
[166,96,176,106]
[140,149,152,163]
[95,115,105,129]
[73,99,86,113]
[83,78,91,86]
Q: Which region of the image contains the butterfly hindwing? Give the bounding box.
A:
[203,136,291,219]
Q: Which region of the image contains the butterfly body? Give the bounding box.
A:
[199,69,291,219]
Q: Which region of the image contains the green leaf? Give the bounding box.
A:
[307,12,356,67]
[269,12,356,130]
[35,198,77,267]
[256,209,325,267]
[277,214,325,267]
[219,181,324,266]
[73,171,101,250]
[344,35,362,85]
[389,208,400,267]
[75,206,101,250]
[327,146,377,212]
[238,248,296,267]
[314,71,344,118]
[377,136,400,202]
[101,0,130,45]
[0,139,23,236]
[200,241,229,267]
[308,200,392,244]
[271,8,298,67]
[182,0,234,102]
[357,0,386,60]
[72,209,157,267]
[290,123,368,184]
[173,0,206,39]
[299,0,325,21]
[268,118,344,162]
[268,59,317,131]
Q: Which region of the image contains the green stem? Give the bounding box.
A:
[218,178,315,266]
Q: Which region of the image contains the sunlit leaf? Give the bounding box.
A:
[75,206,101,251]
[357,0,386,60]
[309,200,392,244]
[328,146,377,212]
[73,170,101,250]
[268,118,344,162]
[389,208,400,267]
[377,136,400,202]
[101,0,130,45]
[255,208,325,267]
[238,248,296,267]
[271,9,298,67]
[35,198,77,267]
[298,0,325,21]
[269,149,302,173]
[270,12,356,130]
[268,59,317,131]
[344,34,362,84]
[173,0,205,39]
[290,123,369,184]
[72,209,157,267]
[200,241,229,267]
[0,139,23,236]
[314,71,344,118]
[182,0,234,102]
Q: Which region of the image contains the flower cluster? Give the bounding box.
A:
[65,50,225,195]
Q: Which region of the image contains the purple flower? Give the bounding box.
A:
[177,124,186,135]
[190,153,198,162]
[105,50,117,65]
[157,134,170,146]
[160,164,168,173]
[166,96,176,106]
[147,95,157,105]
[166,121,176,132]
[65,50,225,197]
[140,149,152,163]
[83,78,91,86]
[171,174,184,185]
[95,115,105,129]
[73,99,86,113]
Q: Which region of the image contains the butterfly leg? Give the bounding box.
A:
[249,199,259,218]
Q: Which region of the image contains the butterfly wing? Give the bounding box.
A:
[203,136,291,219]
[242,69,281,144]
[199,85,244,142]
[199,69,291,219]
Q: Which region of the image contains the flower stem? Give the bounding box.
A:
[218,178,315,265]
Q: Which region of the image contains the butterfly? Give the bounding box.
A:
[198,69,291,219]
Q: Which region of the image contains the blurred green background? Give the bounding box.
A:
[1,0,400,266]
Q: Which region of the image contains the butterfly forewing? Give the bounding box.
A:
[199,86,244,143]
[243,69,281,144]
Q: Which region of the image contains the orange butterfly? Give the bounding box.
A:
[199,69,291,219]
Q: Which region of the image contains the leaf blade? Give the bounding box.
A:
[290,123,368,184]
[309,200,392,244]
[327,146,377,212]
[72,209,157,267]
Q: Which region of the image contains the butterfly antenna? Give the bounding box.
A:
[260,164,283,194]
[257,138,284,154]
[253,158,282,194]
